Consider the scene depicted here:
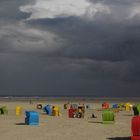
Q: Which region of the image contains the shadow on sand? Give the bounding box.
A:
[107,137,130,140]
[123,114,133,116]
[40,113,46,115]
[88,121,102,124]
[15,123,26,125]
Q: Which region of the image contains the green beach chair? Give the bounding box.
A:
[64,104,68,109]
[102,110,115,124]
[118,103,124,111]
[133,104,140,116]
[137,104,140,114]
[0,106,8,114]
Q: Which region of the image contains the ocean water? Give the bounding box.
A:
[0,96,140,103]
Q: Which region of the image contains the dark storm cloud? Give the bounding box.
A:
[0,0,140,96]
[27,16,140,62]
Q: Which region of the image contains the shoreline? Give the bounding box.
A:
[0,96,140,102]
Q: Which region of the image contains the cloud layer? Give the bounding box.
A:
[0,0,140,96]
[0,23,65,55]
[20,0,110,19]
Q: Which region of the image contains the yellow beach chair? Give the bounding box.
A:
[52,106,61,116]
[15,106,22,116]
[125,102,132,112]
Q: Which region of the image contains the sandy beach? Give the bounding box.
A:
[0,98,134,140]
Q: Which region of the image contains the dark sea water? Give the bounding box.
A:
[0,96,140,103]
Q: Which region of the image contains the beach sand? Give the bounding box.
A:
[0,99,133,140]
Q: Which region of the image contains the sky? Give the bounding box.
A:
[0,0,140,97]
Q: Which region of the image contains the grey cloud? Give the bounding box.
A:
[0,0,34,24]
[24,1,140,87]
[0,54,139,96]
[0,0,140,96]
[26,17,140,62]
[88,0,140,5]
[0,23,65,56]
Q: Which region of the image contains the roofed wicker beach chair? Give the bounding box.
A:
[131,116,140,140]
[0,106,8,115]
[102,110,115,124]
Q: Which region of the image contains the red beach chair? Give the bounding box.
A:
[131,116,140,140]
[102,102,110,109]
[68,105,76,118]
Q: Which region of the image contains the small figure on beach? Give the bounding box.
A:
[92,113,97,118]
[29,100,33,104]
